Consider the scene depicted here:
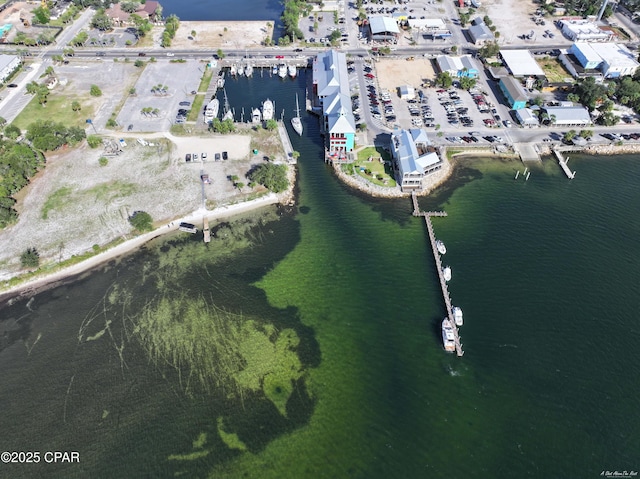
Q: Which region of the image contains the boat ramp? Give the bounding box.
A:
[412,193,464,357]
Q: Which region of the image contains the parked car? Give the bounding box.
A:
[138,52,146,56]
[179,101,190,106]
[202,152,207,159]
[222,151,228,160]
[185,153,191,162]
[7,83,17,88]
[215,153,221,161]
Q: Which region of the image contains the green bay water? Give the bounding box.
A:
[1,69,639,477]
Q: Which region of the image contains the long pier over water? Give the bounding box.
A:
[412,194,464,357]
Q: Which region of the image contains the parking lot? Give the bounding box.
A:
[116,59,203,133]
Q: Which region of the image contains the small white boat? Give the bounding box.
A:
[230,64,237,76]
[237,64,244,76]
[222,109,233,121]
[251,107,261,123]
[436,240,446,255]
[272,64,278,75]
[443,266,452,282]
[291,93,303,136]
[278,64,287,79]
[245,63,253,77]
[442,319,456,352]
[453,306,463,327]
[288,64,297,78]
[262,98,274,121]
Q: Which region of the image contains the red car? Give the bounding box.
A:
[364,73,375,79]
[276,55,284,59]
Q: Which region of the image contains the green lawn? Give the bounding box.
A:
[188,94,205,122]
[537,57,573,83]
[351,146,396,187]
[12,92,95,130]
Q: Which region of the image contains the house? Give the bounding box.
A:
[558,20,615,42]
[106,0,161,26]
[0,54,21,84]
[390,129,442,192]
[468,19,494,45]
[398,85,415,100]
[368,16,400,43]
[561,42,639,79]
[515,108,540,127]
[498,76,528,110]
[499,50,546,78]
[436,55,479,78]
[312,50,356,157]
[543,106,591,126]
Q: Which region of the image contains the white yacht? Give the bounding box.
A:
[230,64,237,76]
[442,319,456,352]
[245,63,253,77]
[278,64,287,79]
[237,64,244,76]
[443,266,452,282]
[272,64,278,75]
[204,98,219,122]
[436,240,447,255]
[251,107,262,123]
[291,93,303,136]
[453,307,463,327]
[288,64,297,78]
[262,98,274,121]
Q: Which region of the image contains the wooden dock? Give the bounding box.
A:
[413,193,463,357]
[553,148,576,179]
[203,217,210,243]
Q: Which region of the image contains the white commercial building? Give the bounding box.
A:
[558,20,615,42]
[0,54,21,84]
[499,50,546,77]
[544,106,592,126]
[390,129,442,192]
[515,108,540,127]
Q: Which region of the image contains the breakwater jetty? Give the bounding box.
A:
[412,194,464,357]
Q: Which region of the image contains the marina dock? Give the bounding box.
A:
[412,193,464,357]
[553,148,576,179]
[203,217,210,243]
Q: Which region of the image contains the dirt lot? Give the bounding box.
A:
[476,0,572,47]
[162,21,273,50]
[0,129,282,281]
[375,57,435,93]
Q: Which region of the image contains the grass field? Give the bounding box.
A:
[537,57,573,83]
[350,146,396,187]
[13,92,96,130]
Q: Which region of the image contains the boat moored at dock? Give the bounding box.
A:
[443,266,452,282]
[453,306,463,327]
[262,98,274,121]
[251,107,262,123]
[436,240,446,255]
[288,64,297,78]
[291,93,303,136]
[278,64,287,79]
[442,319,456,352]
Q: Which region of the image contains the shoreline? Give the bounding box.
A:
[0,189,292,305]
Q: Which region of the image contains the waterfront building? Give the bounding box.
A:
[558,19,615,42]
[543,106,592,126]
[498,76,528,110]
[435,55,479,78]
[515,108,540,127]
[390,129,442,192]
[0,54,21,84]
[499,50,546,78]
[368,16,400,43]
[312,50,356,159]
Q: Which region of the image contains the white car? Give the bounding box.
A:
[166,53,175,57]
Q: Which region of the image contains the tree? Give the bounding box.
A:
[459,12,470,27]
[71,100,81,111]
[20,247,40,268]
[436,71,453,88]
[134,59,144,67]
[129,87,137,95]
[0,117,6,129]
[478,40,500,59]
[459,76,477,91]
[128,211,153,232]
[216,49,225,59]
[90,85,102,97]
[573,77,608,111]
[4,124,21,139]
[579,129,593,139]
[247,163,289,193]
[91,11,113,31]
[563,130,577,143]
[120,1,140,13]
[32,6,50,24]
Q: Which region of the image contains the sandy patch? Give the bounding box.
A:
[375,58,436,93]
[476,0,572,47]
[166,21,273,50]
[0,128,286,282]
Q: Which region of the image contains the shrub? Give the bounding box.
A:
[90,84,102,97]
[128,210,153,232]
[98,156,108,167]
[87,135,101,148]
[20,247,40,268]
